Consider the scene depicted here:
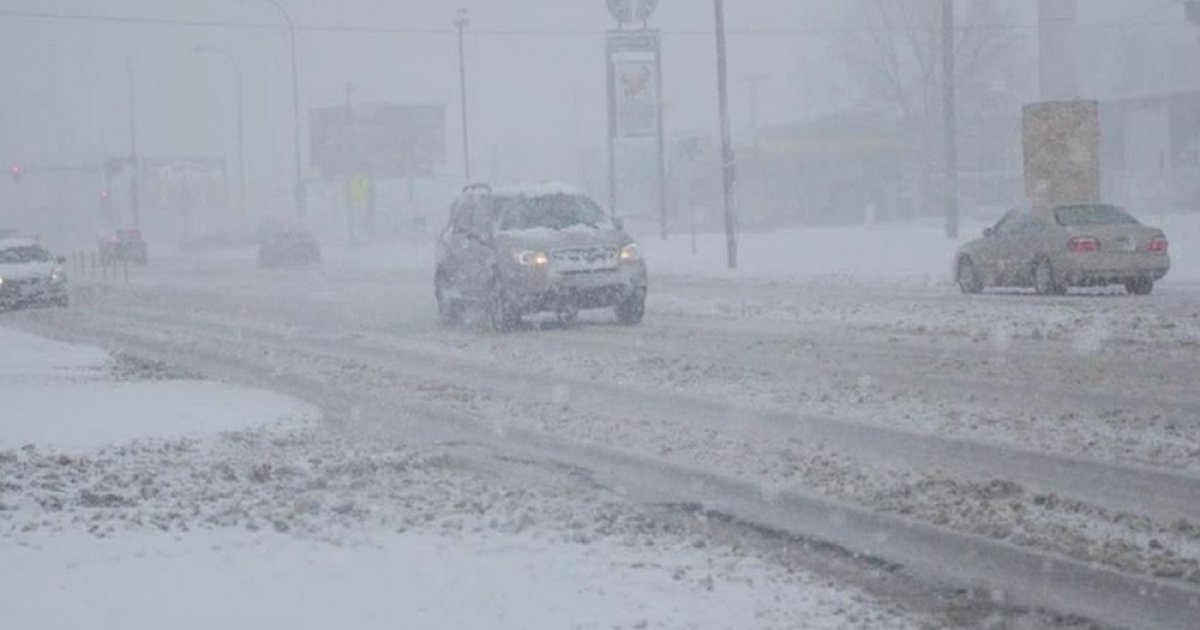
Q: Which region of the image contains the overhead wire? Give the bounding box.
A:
[0,8,1186,38]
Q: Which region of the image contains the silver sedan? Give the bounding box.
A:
[954,204,1170,296]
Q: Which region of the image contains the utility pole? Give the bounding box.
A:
[345,80,356,241]
[454,8,472,184]
[125,56,141,227]
[261,0,305,218]
[941,0,959,239]
[713,0,738,269]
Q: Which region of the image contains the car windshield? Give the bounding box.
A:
[496,194,606,231]
[0,245,50,264]
[1053,204,1140,226]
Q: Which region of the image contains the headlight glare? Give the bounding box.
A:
[620,243,641,262]
[514,250,549,267]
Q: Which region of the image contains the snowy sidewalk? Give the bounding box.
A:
[0,326,921,630]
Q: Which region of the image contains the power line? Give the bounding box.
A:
[0,8,1185,38]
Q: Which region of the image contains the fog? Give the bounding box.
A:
[3,1,1198,247]
[3,3,1200,628]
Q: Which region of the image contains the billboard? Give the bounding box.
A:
[607,30,662,139]
[141,157,227,212]
[1023,100,1101,209]
[310,103,446,180]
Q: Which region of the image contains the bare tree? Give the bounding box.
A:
[834,0,1025,218]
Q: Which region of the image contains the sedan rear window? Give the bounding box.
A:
[1053,205,1140,227]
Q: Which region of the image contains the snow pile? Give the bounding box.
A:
[0,326,923,630]
[0,328,318,453]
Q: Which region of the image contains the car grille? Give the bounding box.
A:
[551,247,618,272]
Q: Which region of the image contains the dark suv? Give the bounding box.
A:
[435,184,648,329]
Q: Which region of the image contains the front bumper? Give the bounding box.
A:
[0,279,68,309]
[1053,253,1170,286]
[501,261,647,313]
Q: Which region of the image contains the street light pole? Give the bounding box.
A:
[942,0,959,239]
[125,56,141,227]
[195,46,247,230]
[713,0,737,270]
[454,8,472,184]
[261,0,305,218]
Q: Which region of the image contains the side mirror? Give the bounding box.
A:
[983,227,995,239]
[612,217,625,232]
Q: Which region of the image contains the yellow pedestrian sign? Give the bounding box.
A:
[350,174,373,209]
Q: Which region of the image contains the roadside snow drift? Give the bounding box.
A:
[0,326,924,630]
[0,327,317,452]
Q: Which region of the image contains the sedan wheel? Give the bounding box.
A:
[1033,259,1064,296]
[1125,278,1154,296]
[957,258,983,294]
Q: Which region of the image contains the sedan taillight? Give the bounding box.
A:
[1068,236,1099,253]
[1149,236,1169,253]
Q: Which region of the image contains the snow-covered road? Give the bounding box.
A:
[5,230,1200,628]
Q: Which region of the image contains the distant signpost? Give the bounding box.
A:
[309,103,447,180]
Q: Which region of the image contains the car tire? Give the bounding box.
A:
[556,305,579,326]
[1033,258,1064,296]
[615,288,646,325]
[435,278,464,327]
[486,277,521,332]
[957,258,983,295]
[1125,278,1154,296]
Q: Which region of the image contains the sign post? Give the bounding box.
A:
[606,28,666,238]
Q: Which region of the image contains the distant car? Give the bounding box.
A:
[99,228,148,265]
[0,238,69,310]
[257,223,321,268]
[955,203,1170,296]
[435,183,648,329]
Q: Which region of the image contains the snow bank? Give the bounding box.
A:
[0,528,895,630]
[0,327,921,630]
[0,327,318,452]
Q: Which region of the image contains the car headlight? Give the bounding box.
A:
[513,250,549,267]
[619,243,641,263]
[50,271,66,284]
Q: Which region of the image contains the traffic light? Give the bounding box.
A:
[9,164,21,182]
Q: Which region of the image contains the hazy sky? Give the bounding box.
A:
[0,1,847,195]
[1,0,1197,210]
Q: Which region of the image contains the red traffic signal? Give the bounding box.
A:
[9,165,21,182]
[100,190,110,200]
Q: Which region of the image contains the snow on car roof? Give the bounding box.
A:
[0,237,40,251]
[487,182,585,198]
